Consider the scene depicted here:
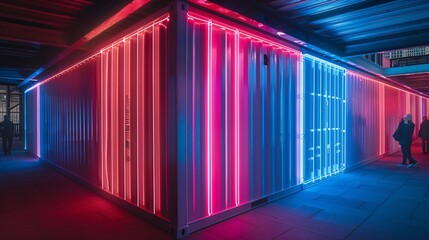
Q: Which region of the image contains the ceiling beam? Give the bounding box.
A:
[0,21,68,47]
[209,0,344,56]
[17,0,151,90]
[345,31,429,56]
[302,0,397,24]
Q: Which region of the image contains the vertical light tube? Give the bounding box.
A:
[37,86,40,157]
[101,50,104,189]
[155,24,162,214]
[298,54,304,184]
[192,24,196,213]
[136,33,140,207]
[225,32,228,205]
[104,51,110,191]
[140,31,146,207]
[123,38,127,200]
[234,30,240,206]
[378,84,384,155]
[152,25,156,214]
[206,21,213,216]
[342,71,346,169]
[24,93,27,150]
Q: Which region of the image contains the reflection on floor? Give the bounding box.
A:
[1,143,428,240]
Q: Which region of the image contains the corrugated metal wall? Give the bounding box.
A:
[24,15,173,222]
[302,55,346,184]
[39,56,100,184]
[346,72,425,168]
[23,5,429,233]
[99,17,172,218]
[186,14,302,222]
[24,87,39,156]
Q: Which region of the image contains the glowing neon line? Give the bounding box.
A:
[347,71,429,100]
[207,21,213,216]
[37,86,40,157]
[188,14,300,56]
[234,30,240,206]
[141,32,146,207]
[152,25,156,214]
[136,33,140,207]
[24,93,27,150]
[192,23,196,211]
[123,38,127,201]
[101,50,104,190]
[104,51,110,191]
[225,32,228,205]
[298,55,304,183]
[154,24,162,214]
[110,46,114,194]
[342,71,346,171]
[24,17,169,94]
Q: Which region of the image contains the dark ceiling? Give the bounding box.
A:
[0,0,169,88]
[0,0,429,94]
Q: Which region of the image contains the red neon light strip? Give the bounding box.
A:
[140,31,146,207]
[155,25,162,215]
[152,25,156,214]
[25,16,169,94]
[112,46,118,195]
[125,38,131,201]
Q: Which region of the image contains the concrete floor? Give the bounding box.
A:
[1,144,428,240]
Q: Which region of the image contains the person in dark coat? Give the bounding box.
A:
[0,115,14,155]
[419,115,429,154]
[393,114,417,168]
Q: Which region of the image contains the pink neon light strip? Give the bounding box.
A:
[225,31,229,206]
[155,25,162,215]
[101,51,104,189]
[136,33,140,207]
[191,20,197,213]
[234,30,240,206]
[206,21,213,216]
[347,71,429,99]
[36,86,40,157]
[188,14,300,56]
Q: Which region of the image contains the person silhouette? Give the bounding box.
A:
[0,115,14,155]
[419,115,429,154]
[393,114,418,168]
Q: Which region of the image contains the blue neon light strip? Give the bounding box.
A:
[302,54,346,184]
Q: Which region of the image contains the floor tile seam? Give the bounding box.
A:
[341,170,412,239]
[242,222,293,240]
[276,225,343,240]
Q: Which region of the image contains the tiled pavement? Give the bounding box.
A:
[1,143,428,240]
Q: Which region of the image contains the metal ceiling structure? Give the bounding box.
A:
[0,0,428,93]
[0,0,169,87]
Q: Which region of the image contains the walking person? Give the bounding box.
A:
[419,115,429,154]
[0,115,14,155]
[393,114,418,168]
